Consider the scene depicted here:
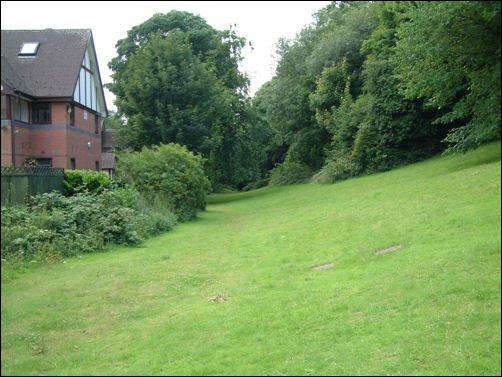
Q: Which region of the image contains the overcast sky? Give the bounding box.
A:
[1,1,331,112]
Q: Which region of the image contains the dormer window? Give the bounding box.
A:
[19,42,40,56]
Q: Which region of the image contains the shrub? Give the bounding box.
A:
[137,210,177,238]
[115,143,211,221]
[134,192,178,236]
[242,178,269,192]
[311,156,361,184]
[63,170,113,196]
[1,179,179,263]
[268,161,314,186]
[2,191,137,262]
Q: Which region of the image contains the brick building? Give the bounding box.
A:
[1,29,108,170]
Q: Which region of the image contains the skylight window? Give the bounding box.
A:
[19,42,40,56]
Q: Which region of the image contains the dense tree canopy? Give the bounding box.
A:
[253,1,500,184]
[107,3,500,191]
[394,1,501,152]
[106,11,257,189]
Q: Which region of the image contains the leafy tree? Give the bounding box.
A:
[249,80,288,176]
[307,1,378,96]
[394,1,501,152]
[309,58,356,157]
[351,59,448,173]
[107,11,248,97]
[348,1,449,172]
[254,1,379,184]
[101,110,124,131]
[106,11,256,189]
[111,31,226,153]
[310,58,350,129]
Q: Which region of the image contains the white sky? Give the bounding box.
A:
[1,1,331,112]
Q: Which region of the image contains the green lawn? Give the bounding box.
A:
[1,142,501,376]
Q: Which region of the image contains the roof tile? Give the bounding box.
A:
[1,29,90,98]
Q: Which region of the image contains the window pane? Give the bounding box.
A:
[91,75,96,111]
[86,71,91,107]
[36,158,52,167]
[19,42,40,55]
[12,98,20,121]
[1,96,6,118]
[21,100,29,122]
[33,103,50,123]
[80,68,85,105]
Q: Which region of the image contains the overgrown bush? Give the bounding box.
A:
[242,177,269,192]
[136,209,177,237]
[115,143,211,221]
[1,187,176,262]
[135,192,178,234]
[311,156,361,184]
[268,161,314,186]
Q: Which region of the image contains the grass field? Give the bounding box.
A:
[1,142,501,376]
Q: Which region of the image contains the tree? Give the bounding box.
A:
[101,110,124,131]
[111,31,226,153]
[394,1,501,152]
[255,1,500,186]
[309,58,356,158]
[254,1,379,183]
[106,11,256,189]
[348,1,449,172]
[108,11,248,97]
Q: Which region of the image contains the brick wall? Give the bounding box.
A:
[27,102,69,168]
[12,122,31,166]
[2,98,103,169]
[1,122,12,166]
[51,102,67,125]
[74,106,101,135]
[30,128,68,167]
[68,105,101,170]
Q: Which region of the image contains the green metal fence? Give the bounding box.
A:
[1,166,65,206]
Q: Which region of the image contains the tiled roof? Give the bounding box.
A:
[1,29,90,98]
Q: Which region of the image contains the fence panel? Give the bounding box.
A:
[1,166,65,206]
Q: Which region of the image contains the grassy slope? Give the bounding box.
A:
[1,142,500,376]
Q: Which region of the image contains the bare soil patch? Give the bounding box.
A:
[208,293,228,302]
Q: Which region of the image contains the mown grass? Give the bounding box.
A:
[1,142,500,376]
